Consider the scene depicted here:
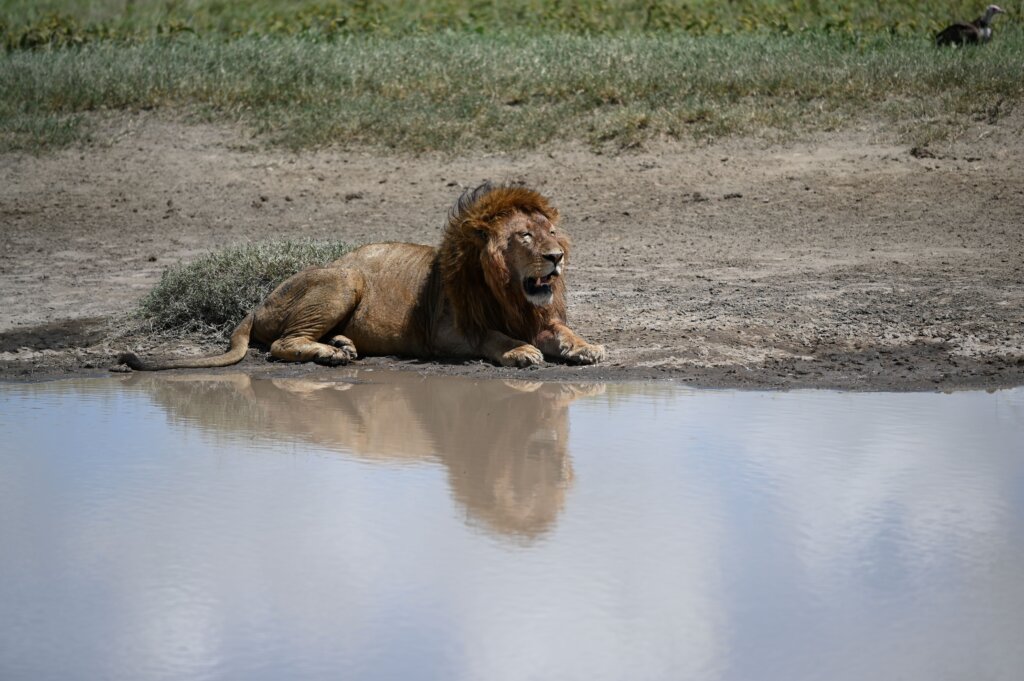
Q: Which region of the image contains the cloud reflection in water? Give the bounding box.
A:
[0,376,1022,681]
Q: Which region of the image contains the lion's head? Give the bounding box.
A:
[439,183,571,342]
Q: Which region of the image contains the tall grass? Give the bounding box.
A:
[3,32,1022,152]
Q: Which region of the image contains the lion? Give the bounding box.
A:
[118,182,606,370]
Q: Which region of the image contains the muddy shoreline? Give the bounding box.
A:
[2,115,1023,390]
[4,342,1024,392]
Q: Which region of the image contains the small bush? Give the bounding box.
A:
[137,239,353,335]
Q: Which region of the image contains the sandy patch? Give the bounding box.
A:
[2,113,1022,389]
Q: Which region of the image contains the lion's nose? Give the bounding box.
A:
[544,251,564,266]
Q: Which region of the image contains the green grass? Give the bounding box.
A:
[2,0,1020,43]
[3,32,1022,152]
[2,1,1023,152]
[136,240,353,336]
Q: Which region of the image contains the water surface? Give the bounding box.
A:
[2,372,1023,681]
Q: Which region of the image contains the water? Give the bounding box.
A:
[1,371,1022,681]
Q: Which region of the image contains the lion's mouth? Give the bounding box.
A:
[524,273,557,298]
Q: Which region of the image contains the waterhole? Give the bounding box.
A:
[2,372,1022,681]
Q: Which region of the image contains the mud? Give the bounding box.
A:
[2,113,1023,390]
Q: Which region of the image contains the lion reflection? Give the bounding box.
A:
[123,371,604,540]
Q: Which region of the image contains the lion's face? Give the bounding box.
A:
[501,210,567,307]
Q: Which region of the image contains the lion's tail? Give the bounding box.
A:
[117,313,255,371]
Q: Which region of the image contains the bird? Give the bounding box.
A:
[935,5,1006,46]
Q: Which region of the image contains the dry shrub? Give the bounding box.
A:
[138,239,352,335]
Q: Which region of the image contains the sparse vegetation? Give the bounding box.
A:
[1,1,1022,152]
[137,240,352,335]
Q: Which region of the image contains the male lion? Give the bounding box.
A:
[118,182,605,370]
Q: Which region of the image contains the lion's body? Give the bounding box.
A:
[251,243,444,358]
[120,184,605,370]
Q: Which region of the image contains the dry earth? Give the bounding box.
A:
[2,114,1023,390]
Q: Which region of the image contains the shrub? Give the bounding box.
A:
[137,239,352,335]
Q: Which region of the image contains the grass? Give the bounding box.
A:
[2,0,1019,42]
[3,31,1022,152]
[136,240,352,336]
[1,1,1023,152]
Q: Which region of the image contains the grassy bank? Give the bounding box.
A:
[2,0,1018,43]
[3,0,1022,152]
[3,31,1023,152]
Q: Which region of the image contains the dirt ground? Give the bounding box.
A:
[2,113,1023,390]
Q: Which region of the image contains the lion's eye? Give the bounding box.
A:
[520,232,532,241]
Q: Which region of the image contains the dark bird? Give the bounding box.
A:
[935,4,1006,46]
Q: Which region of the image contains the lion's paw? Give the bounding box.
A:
[501,344,544,368]
[565,343,606,365]
[327,335,358,361]
[315,342,357,367]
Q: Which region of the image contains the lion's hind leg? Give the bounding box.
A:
[264,268,363,366]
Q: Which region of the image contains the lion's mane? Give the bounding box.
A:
[436,182,570,345]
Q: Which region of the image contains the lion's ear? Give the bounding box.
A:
[474,228,489,244]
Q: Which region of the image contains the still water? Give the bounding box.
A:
[1,371,1023,681]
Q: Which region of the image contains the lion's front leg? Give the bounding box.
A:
[536,323,606,365]
[480,330,544,367]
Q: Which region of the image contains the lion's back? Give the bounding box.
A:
[332,242,433,269]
